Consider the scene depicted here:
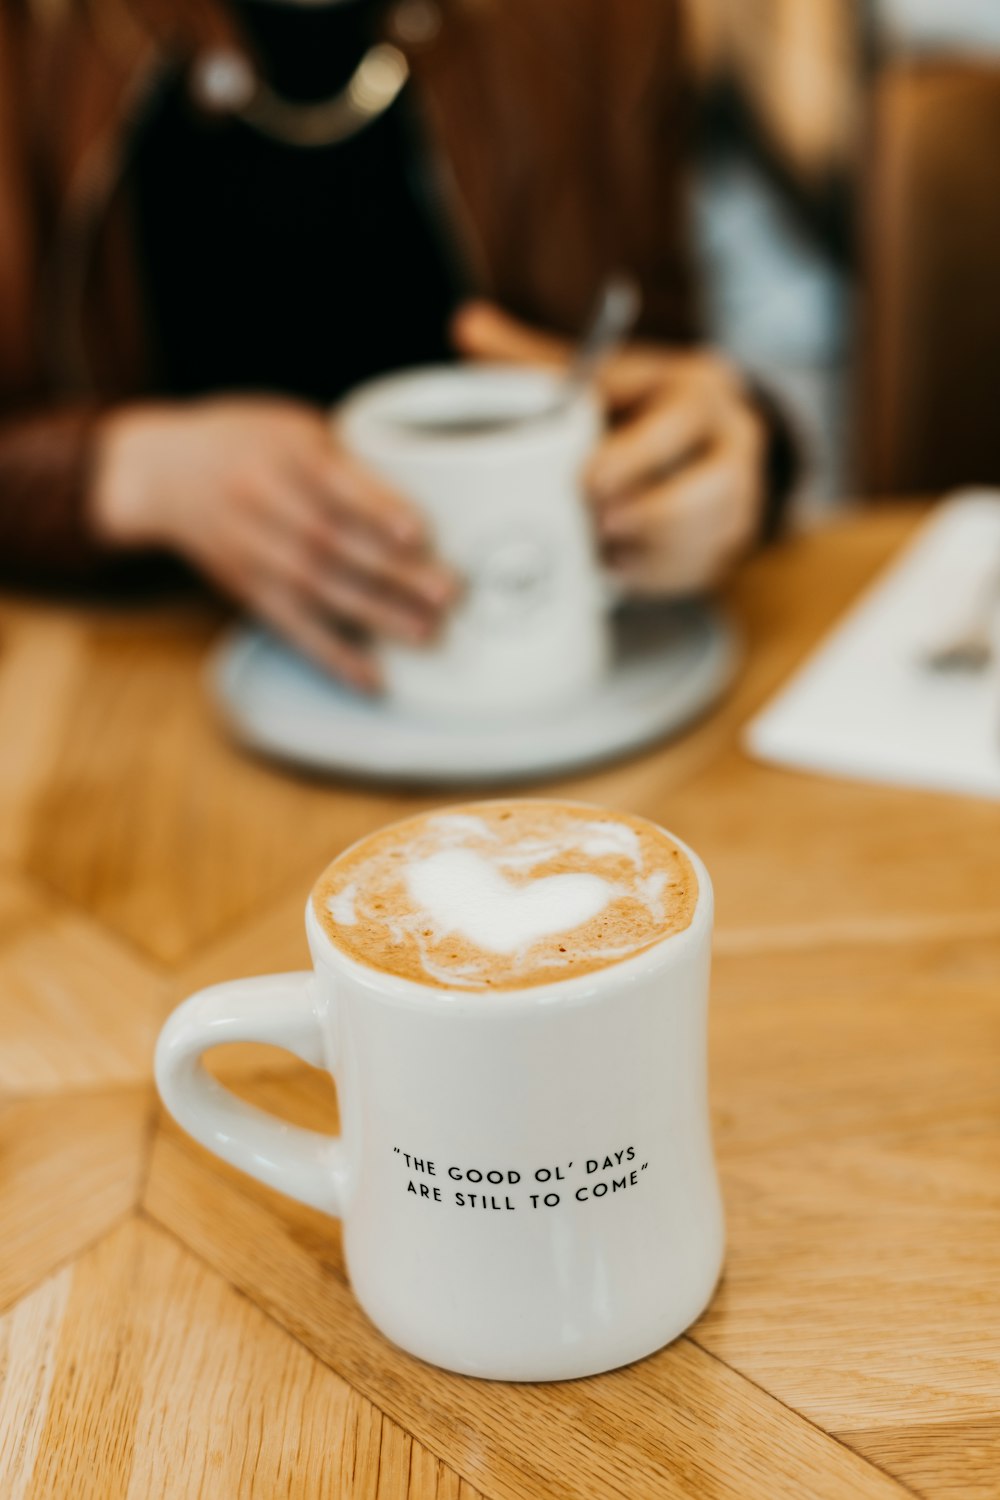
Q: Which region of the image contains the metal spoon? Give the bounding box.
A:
[921,564,1000,673]
[554,271,642,410]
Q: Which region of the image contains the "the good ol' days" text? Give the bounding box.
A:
[392,1145,649,1211]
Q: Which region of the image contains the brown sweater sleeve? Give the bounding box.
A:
[0,404,181,592]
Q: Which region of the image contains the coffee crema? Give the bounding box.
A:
[313,801,698,991]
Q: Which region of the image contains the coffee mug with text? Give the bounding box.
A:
[155,800,724,1382]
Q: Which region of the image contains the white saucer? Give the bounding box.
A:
[208,602,739,786]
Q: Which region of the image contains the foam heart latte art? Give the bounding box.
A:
[314,801,698,990]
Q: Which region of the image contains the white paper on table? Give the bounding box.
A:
[876,0,1000,51]
[744,492,1000,800]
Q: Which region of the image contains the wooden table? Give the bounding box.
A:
[1,506,998,1499]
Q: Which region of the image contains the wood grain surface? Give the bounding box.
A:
[0,1219,485,1500]
[1,506,997,1499]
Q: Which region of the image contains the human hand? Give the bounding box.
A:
[452,302,767,596]
[92,397,458,689]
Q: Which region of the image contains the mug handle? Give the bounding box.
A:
[154,972,346,1216]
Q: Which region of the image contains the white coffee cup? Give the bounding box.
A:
[154,823,725,1382]
[337,365,609,720]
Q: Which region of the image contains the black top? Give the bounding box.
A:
[130,0,465,405]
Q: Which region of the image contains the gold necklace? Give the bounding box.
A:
[190,41,410,148]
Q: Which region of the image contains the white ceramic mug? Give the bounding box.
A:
[337,365,609,720]
[154,829,724,1382]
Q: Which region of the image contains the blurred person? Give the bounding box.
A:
[0,0,793,689]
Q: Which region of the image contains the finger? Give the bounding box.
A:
[450,301,571,368]
[597,346,743,416]
[309,565,441,645]
[597,444,749,549]
[242,474,458,614]
[599,425,763,595]
[299,440,429,551]
[240,518,439,645]
[252,580,382,692]
[245,477,458,618]
[596,346,680,412]
[605,534,742,596]
[586,392,716,506]
[326,522,460,613]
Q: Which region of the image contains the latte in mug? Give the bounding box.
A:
[156,798,721,1381]
[315,800,698,990]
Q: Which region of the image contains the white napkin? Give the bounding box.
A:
[876,0,1000,51]
[744,492,1000,799]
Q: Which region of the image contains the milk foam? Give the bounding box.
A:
[315,801,697,991]
[327,882,359,927]
[405,849,616,954]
